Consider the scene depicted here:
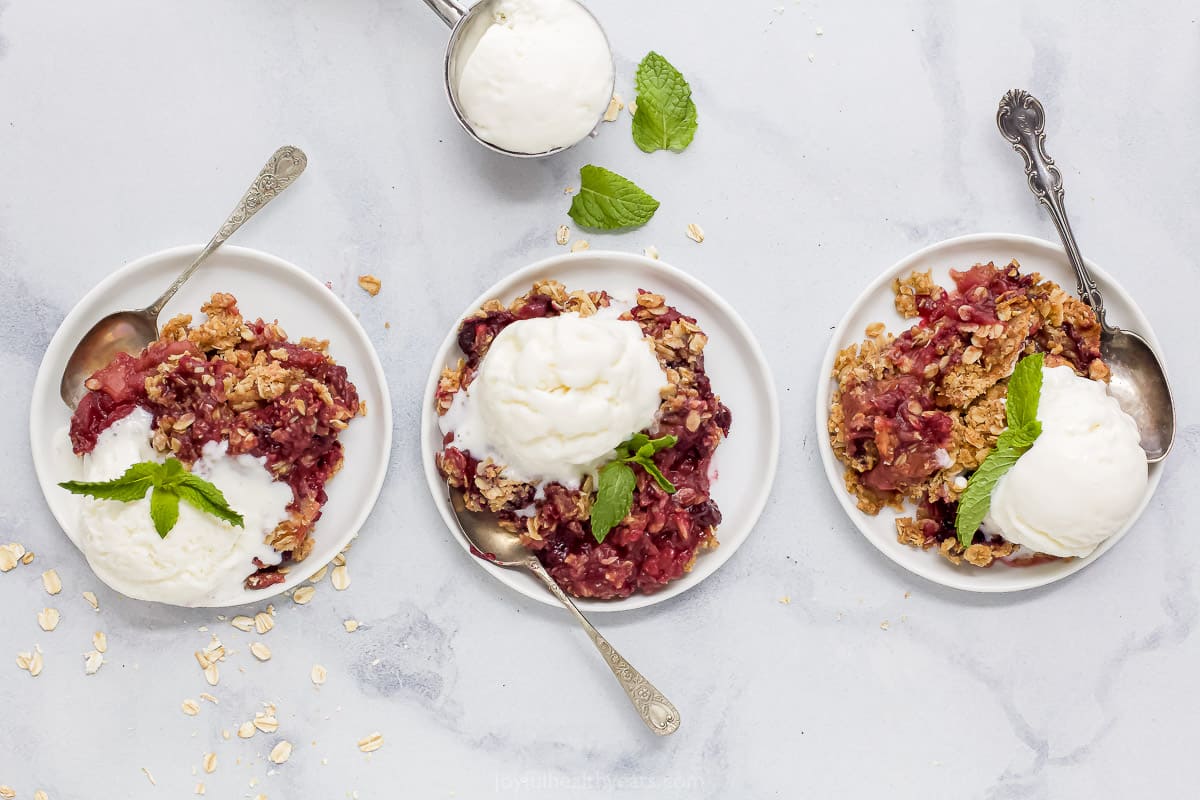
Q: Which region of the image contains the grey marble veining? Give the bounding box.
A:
[1,1,1197,797]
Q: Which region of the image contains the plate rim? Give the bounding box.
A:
[29,243,393,607]
[814,232,1166,593]
[420,249,781,612]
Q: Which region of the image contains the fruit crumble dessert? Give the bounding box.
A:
[436,280,732,599]
[68,293,361,594]
[827,260,1127,567]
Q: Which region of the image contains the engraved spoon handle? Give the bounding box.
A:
[145,145,308,317]
[524,556,681,736]
[996,90,1111,333]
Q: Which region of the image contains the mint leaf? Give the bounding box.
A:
[58,462,158,502]
[633,457,677,494]
[632,52,698,154]
[176,477,245,528]
[568,165,660,231]
[590,462,637,543]
[955,354,1048,546]
[1005,352,1044,429]
[60,458,244,538]
[954,447,1024,547]
[149,485,180,538]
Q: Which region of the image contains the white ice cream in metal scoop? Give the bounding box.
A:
[444,313,668,487]
[72,409,291,606]
[452,0,614,154]
[984,365,1147,558]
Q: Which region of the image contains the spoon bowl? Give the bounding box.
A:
[1103,330,1174,461]
[446,483,533,566]
[58,145,307,408]
[997,90,1175,461]
[59,310,160,408]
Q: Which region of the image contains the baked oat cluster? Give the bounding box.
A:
[69,293,361,589]
[827,261,1107,567]
[437,280,731,599]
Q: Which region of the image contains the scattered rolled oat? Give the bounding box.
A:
[0,786,14,799]
[203,752,217,773]
[231,615,255,632]
[84,650,103,675]
[357,732,384,753]
[195,782,206,795]
[254,612,275,634]
[250,642,272,662]
[269,740,293,765]
[555,225,570,246]
[643,245,660,260]
[343,620,359,633]
[331,565,350,591]
[41,569,62,595]
[34,791,48,800]
[182,698,201,716]
[292,586,315,605]
[357,275,382,297]
[203,663,219,686]
[602,93,624,122]
[20,646,45,677]
[238,722,256,739]
[311,664,327,685]
[199,692,218,705]
[778,595,791,605]
[21,551,35,565]
[308,565,328,584]
[570,240,590,253]
[685,223,705,243]
[141,767,156,786]
[628,100,638,116]
[253,714,279,734]
[37,607,61,632]
[93,631,107,653]
[880,620,890,631]
[83,591,99,610]
[0,546,17,572]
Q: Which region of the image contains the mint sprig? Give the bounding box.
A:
[60,457,245,539]
[589,434,678,543]
[954,353,1045,546]
[568,165,660,231]
[632,52,698,154]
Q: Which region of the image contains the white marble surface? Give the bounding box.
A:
[1,1,1197,797]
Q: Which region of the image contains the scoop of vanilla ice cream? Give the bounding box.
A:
[984,365,1147,558]
[75,409,291,606]
[453,0,613,154]
[444,314,668,487]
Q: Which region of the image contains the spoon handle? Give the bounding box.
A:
[524,556,681,736]
[996,90,1112,333]
[146,145,308,317]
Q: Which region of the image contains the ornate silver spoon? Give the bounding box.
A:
[446,482,681,735]
[997,90,1174,462]
[59,145,307,408]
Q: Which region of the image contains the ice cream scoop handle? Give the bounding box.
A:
[423,0,466,27]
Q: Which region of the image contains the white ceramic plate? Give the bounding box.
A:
[816,233,1165,592]
[421,251,780,612]
[30,245,392,607]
